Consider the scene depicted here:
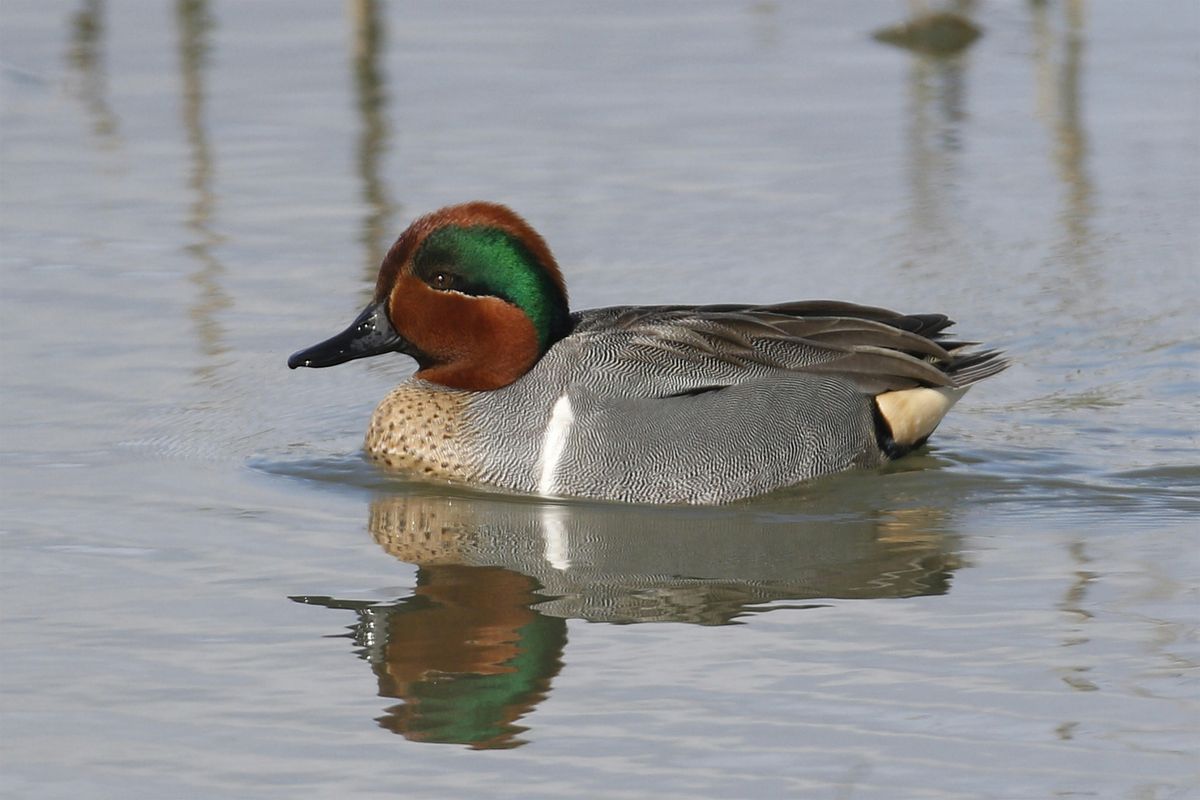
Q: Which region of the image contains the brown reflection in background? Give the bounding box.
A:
[176,0,232,382]
[66,0,121,150]
[347,0,399,283]
[1056,539,1098,700]
[883,1,1097,288]
[1031,0,1095,274]
[903,49,970,265]
[1031,4,1101,724]
[882,2,980,271]
[747,1,781,51]
[875,1,981,57]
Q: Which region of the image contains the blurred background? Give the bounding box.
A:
[1,1,1197,797]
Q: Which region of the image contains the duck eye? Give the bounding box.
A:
[431,271,455,290]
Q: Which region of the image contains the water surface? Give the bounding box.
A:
[2,2,1197,798]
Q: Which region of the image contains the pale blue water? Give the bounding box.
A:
[2,2,1198,798]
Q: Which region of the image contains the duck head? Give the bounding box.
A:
[288,202,572,390]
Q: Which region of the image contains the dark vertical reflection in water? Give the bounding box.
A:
[347,0,398,284]
[1057,539,1098,698]
[747,1,780,51]
[1031,0,1096,278]
[176,0,231,382]
[1031,6,1100,715]
[903,51,970,260]
[891,2,983,268]
[66,0,121,150]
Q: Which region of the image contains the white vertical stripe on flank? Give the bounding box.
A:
[538,393,575,496]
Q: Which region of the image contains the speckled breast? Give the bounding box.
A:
[364,384,483,483]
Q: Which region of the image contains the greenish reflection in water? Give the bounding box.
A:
[297,566,564,750]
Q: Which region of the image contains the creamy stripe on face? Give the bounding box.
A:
[537,393,575,496]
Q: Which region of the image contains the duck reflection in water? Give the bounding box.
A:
[298,564,563,750]
[294,483,962,749]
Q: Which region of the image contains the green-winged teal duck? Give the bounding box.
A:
[289,202,1006,503]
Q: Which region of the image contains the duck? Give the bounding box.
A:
[288,202,1006,504]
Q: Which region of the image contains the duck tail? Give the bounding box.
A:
[873,346,1008,457]
[943,347,1010,387]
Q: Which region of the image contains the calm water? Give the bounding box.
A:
[2,2,1198,798]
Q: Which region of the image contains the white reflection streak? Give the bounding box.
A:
[541,506,571,572]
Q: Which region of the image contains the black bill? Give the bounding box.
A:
[287,301,408,369]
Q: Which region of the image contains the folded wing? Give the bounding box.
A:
[570,301,1006,399]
